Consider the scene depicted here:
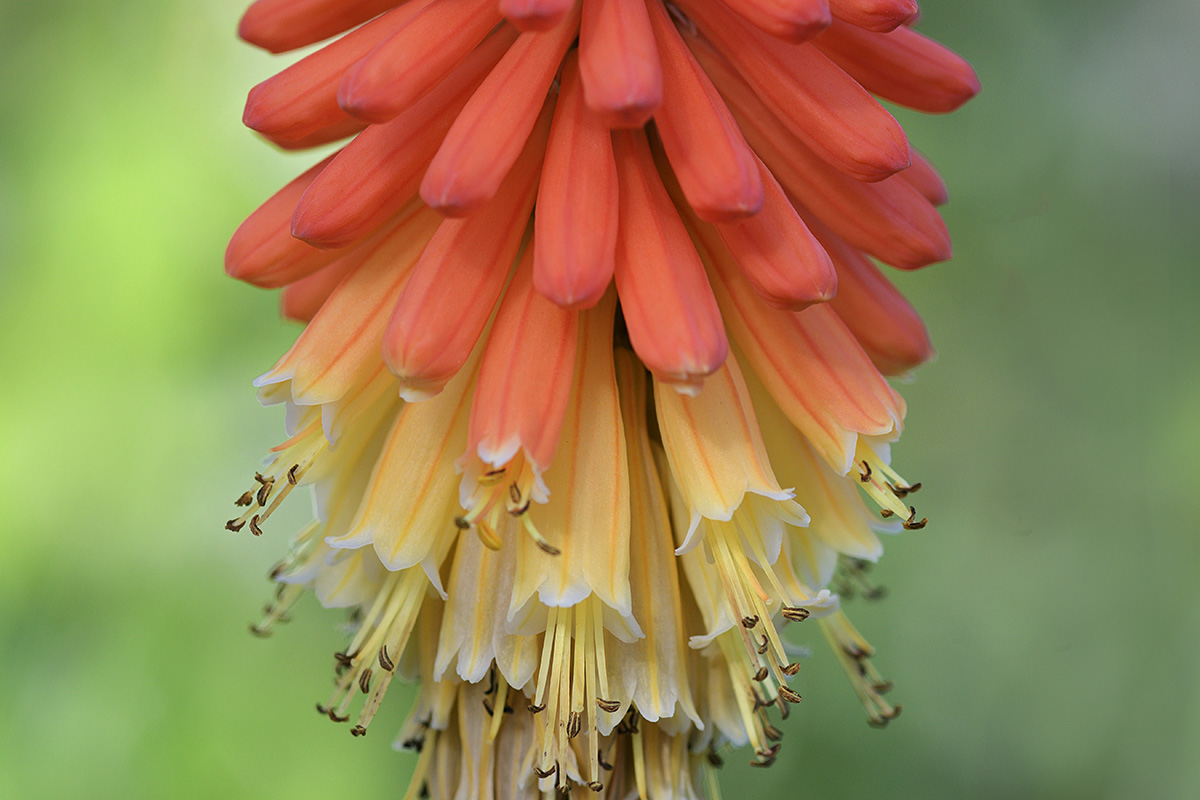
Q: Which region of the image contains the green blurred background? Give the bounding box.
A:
[1,0,1196,797]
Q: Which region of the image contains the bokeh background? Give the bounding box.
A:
[2,0,1197,797]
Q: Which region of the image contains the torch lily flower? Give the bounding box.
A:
[225,0,977,795]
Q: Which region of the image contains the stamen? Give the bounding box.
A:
[459,451,562,555]
[531,597,621,790]
[854,441,927,527]
[819,610,901,726]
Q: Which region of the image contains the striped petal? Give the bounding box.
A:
[338,0,503,124]
[291,26,518,248]
[678,0,909,182]
[421,6,579,214]
[382,101,553,401]
[578,0,662,127]
[533,52,619,309]
[612,127,727,392]
[648,0,763,222]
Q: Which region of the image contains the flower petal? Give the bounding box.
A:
[810,216,934,375]
[382,101,553,401]
[337,0,503,124]
[692,37,950,269]
[648,0,763,222]
[827,0,917,33]
[509,291,633,619]
[813,19,981,114]
[579,0,662,127]
[225,155,342,288]
[256,201,442,408]
[533,52,619,309]
[468,239,578,475]
[699,225,905,474]
[500,0,576,32]
[238,0,401,54]
[718,0,830,43]
[241,0,431,146]
[612,128,727,392]
[421,6,580,214]
[678,0,909,182]
[291,26,518,248]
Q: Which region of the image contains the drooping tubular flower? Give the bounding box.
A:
[225,0,976,795]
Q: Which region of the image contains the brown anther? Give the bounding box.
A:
[567,711,582,738]
[764,724,783,742]
[782,606,810,622]
[509,500,531,517]
[778,685,802,704]
[358,668,373,694]
[598,751,613,771]
[268,561,286,581]
[757,635,769,655]
[377,646,395,672]
[903,508,928,530]
[859,460,872,482]
[350,725,367,737]
[706,751,724,768]
[484,468,506,478]
[842,642,867,660]
[782,662,802,677]
[508,484,521,504]
[255,480,273,507]
[248,515,264,536]
[287,464,300,485]
[776,696,791,719]
[758,744,782,760]
[482,699,495,717]
[886,481,907,498]
[753,667,768,682]
[235,491,254,507]
[587,781,604,793]
[333,651,353,667]
[534,766,557,779]
[453,516,471,530]
[596,698,621,713]
[253,472,267,484]
[880,509,895,518]
[873,681,894,694]
[741,615,760,629]
[536,540,562,557]
[248,623,271,638]
[327,709,350,723]
[225,519,246,532]
[749,757,774,768]
[527,702,546,714]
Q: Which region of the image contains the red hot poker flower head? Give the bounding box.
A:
[227,0,977,795]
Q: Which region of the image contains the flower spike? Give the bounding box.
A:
[225,0,978,793]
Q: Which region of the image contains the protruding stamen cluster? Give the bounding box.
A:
[225,419,324,536]
[318,568,431,736]
[819,610,900,727]
[456,452,559,555]
[531,597,622,792]
[854,440,927,529]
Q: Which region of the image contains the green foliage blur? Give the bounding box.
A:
[1,0,1196,797]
